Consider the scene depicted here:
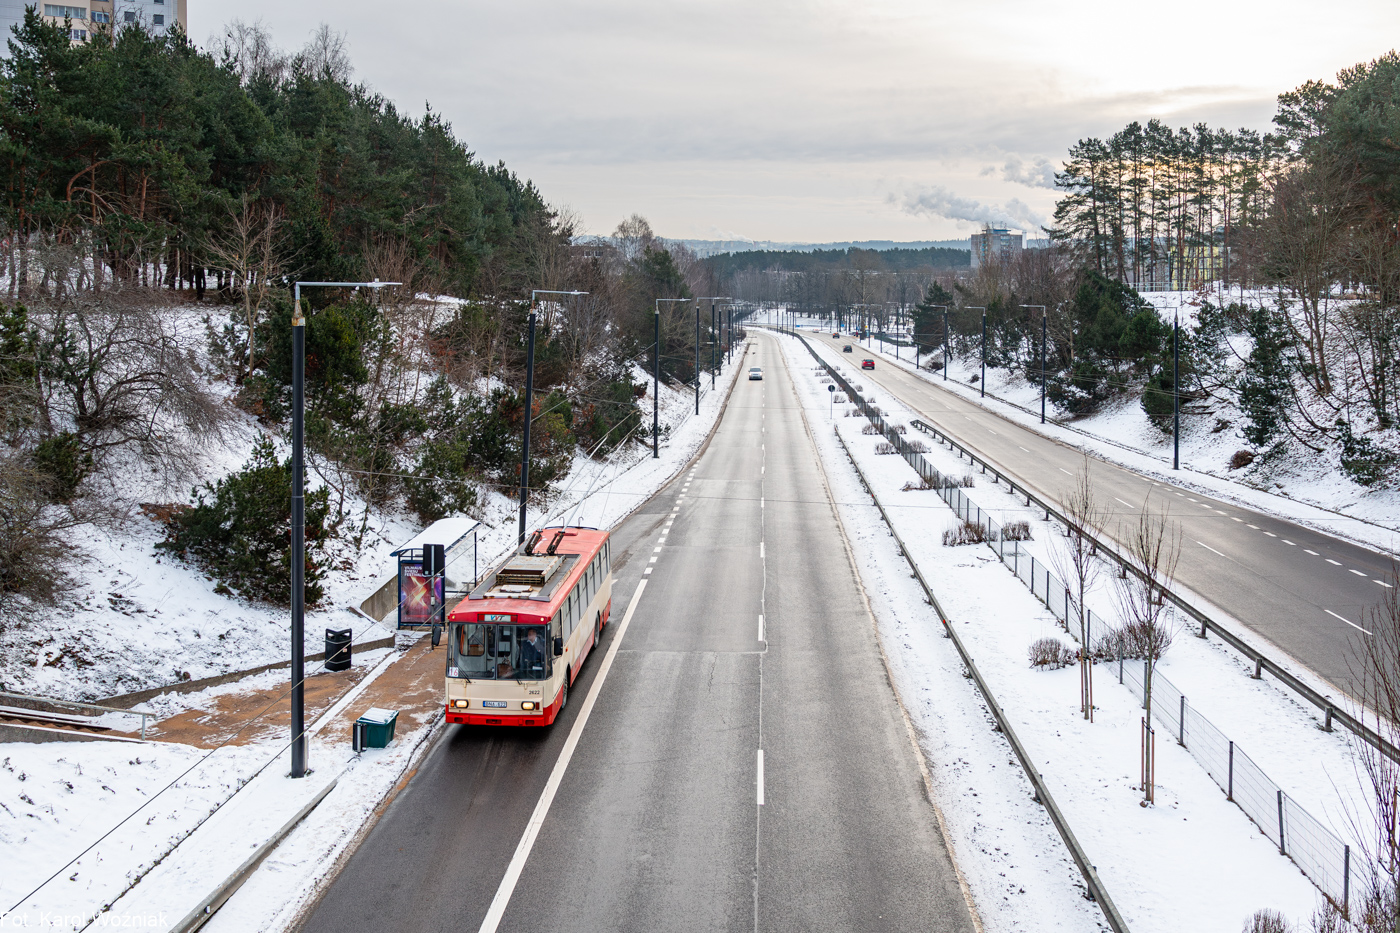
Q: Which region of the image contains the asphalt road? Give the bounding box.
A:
[810,331,1396,695]
[297,333,976,933]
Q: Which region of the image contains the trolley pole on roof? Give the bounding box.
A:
[290,278,398,778]
[520,290,587,544]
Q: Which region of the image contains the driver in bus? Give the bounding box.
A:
[519,627,546,676]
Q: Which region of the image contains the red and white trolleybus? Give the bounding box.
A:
[443,526,612,726]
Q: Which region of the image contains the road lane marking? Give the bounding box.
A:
[653,547,662,553]
[1018,446,1029,452]
[1305,550,1318,555]
[1264,532,1277,537]
[643,567,652,575]
[757,749,765,806]
[1058,468,1072,475]
[1247,524,1260,529]
[1197,540,1227,557]
[1378,581,1394,588]
[1115,497,1136,508]
[1350,569,1367,576]
[760,541,765,559]
[1326,559,1341,565]
[1325,608,1372,636]
[758,614,765,642]
[1284,540,1297,546]
[476,579,650,933]
[1232,517,1244,522]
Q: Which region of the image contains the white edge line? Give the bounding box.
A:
[1196,540,1227,558]
[476,578,649,933]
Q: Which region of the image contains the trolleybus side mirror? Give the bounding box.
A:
[553,636,564,657]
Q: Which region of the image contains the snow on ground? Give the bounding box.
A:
[776,330,1367,932]
[783,310,1400,557]
[0,296,746,704]
[0,340,750,932]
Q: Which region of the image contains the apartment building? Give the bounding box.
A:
[0,0,187,45]
[969,226,1023,270]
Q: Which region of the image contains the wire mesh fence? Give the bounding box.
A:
[822,354,1356,913]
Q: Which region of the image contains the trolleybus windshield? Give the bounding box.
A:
[448,622,550,680]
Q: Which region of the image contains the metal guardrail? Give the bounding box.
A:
[788,328,1400,767]
[829,426,1131,933]
[0,690,154,739]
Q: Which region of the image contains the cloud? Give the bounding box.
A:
[998,155,1059,189]
[897,186,1046,231]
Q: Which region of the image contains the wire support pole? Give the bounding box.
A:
[1021,305,1047,424]
[967,307,987,397]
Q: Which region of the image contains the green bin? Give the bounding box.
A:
[353,707,398,751]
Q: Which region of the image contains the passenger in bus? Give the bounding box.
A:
[519,627,546,676]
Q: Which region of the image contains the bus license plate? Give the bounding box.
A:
[482,700,507,708]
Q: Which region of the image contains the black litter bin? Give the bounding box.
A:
[325,628,352,672]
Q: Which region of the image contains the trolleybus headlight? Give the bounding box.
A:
[452,699,468,709]
[520,702,537,711]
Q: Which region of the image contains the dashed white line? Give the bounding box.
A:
[1058,468,1073,475]
[1247,524,1260,530]
[649,556,657,563]
[1264,532,1277,537]
[1114,497,1135,508]
[1283,540,1297,546]
[758,614,765,641]
[1197,540,1227,557]
[1326,559,1342,566]
[1350,569,1368,577]
[643,567,652,575]
[1325,608,1372,636]
[1231,517,1244,522]
[1378,581,1395,589]
[1018,446,1029,452]
[653,546,662,553]
[1304,550,1318,556]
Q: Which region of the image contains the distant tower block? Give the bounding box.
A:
[970,225,1024,270]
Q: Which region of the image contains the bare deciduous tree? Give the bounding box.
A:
[1335,564,1400,932]
[1114,495,1181,803]
[202,195,285,382]
[1051,454,1107,721]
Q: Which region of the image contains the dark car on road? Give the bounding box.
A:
[861,359,875,370]
[842,345,853,353]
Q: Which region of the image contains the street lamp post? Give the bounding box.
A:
[1173,309,1180,470]
[654,298,690,458]
[520,290,587,544]
[694,297,731,394]
[290,279,398,779]
[966,307,987,397]
[1020,305,1047,424]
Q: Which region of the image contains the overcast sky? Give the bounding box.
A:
[196,1,1400,243]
